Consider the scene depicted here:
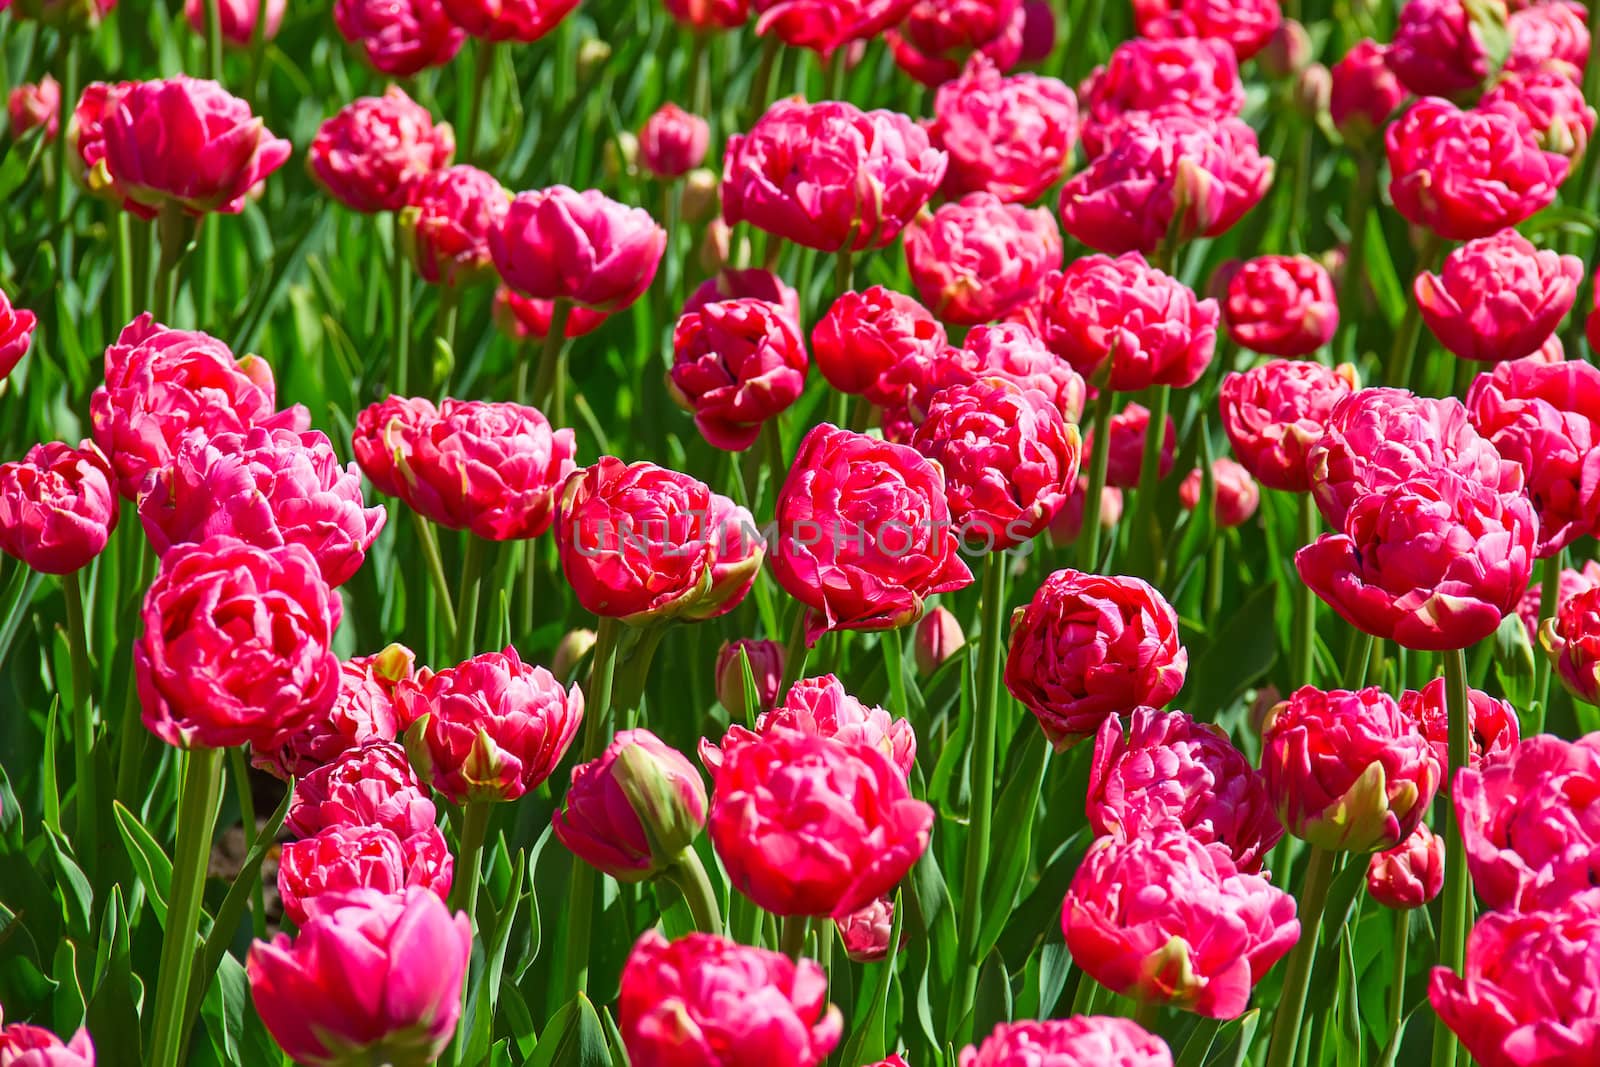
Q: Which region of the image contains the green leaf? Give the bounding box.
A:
[1036,941,1072,1019]
[906,844,959,987]
[198,953,278,1067]
[43,827,93,941]
[1214,1009,1262,1067]
[529,993,611,1067]
[465,849,528,1066]
[85,889,142,1067]
[1183,581,1279,714]
[50,938,85,1039]
[837,889,903,1066]
[1493,613,1537,724]
[970,948,1012,1043]
[0,562,44,672]
[113,800,171,925]
[976,729,1049,958]
[1174,1016,1223,1067]
[41,696,60,834]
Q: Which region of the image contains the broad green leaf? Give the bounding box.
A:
[113,800,171,925]
[1184,581,1279,715]
[529,993,611,1067]
[837,890,903,1066]
[976,729,1049,958]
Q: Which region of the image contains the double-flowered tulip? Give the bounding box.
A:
[1221,254,1338,357]
[960,1018,1172,1066]
[928,55,1077,203]
[1130,0,1281,60]
[332,0,464,75]
[1078,37,1243,159]
[277,823,453,926]
[904,192,1061,325]
[1366,824,1446,909]
[309,87,455,214]
[669,297,809,450]
[254,646,414,780]
[490,185,667,311]
[1218,360,1358,494]
[0,440,117,574]
[1416,230,1582,363]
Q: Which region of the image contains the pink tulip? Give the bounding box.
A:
[886,0,1024,87]
[184,0,286,44]
[397,646,582,804]
[1518,559,1600,639]
[1088,707,1282,873]
[1037,252,1217,390]
[556,457,761,623]
[1218,361,1357,494]
[1220,254,1338,357]
[285,739,439,841]
[277,823,453,926]
[1330,39,1407,139]
[701,672,917,782]
[928,54,1077,202]
[619,931,842,1067]
[309,87,455,215]
[1130,0,1281,60]
[961,1018,1172,1067]
[1482,64,1596,167]
[0,440,118,575]
[493,288,609,342]
[1178,458,1259,528]
[248,888,470,1067]
[1429,890,1600,1067]
[1466,355,1600,556]
[1307,388,1523,528]
[683,268,803,330]
[1260,685,1442,851]
[1062,832,1300,1018]
[750,0,915,54]
[66,82,133,202]
[490,185,666,311]
[771,424,973,643]
[553,728,708,881]
[663,0,749,29]
[1081,400,1177,489]
[812,286,946,397]
[709,729,933,917]
[137,427,385,587]
[1046,476,1124,547]
[0,1018,95,1066]
[333,0,464,74]
[400,164,507,287]
[640,103,710,179]
[1386,97,1567,242]
[1399,676,1521,790]
[669,297,809,451]
[1386,0,1503,99]
[1078,37,1243,159]
[137,537,342,751]
[1507,0,1590,73]
[722,98,946,253]
[910,378,1080,549]
[836,896,897,963]
[439,0,579,40]
[914,605,965,675]
[1543,584,1600,705]
[1366,824,1445,909]
[714,638,785,719]
[905,192,1060,325]
[350,394,439,500]
[8,75,60,141]
[1058,113,1273,255]
[102,76,290,218]
[253,645,414,780]
[1415,230,1581,364]
[1006,569,1187,750]
[0,288,36,385]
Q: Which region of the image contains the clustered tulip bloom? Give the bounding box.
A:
[928,55,1078,203]
[493,288,609,342]
[400,164,508,287]
[137,537,342,751]
[0,1016,96,1066]
[1179,458,1260,528]
[961,1018,1172,1066]
[1507,0,1590,73]
[7,75,59,141]
[184,0,286,45]
[1219,361,1358,494]
[0,440,118,574]
[837,896,897,963]
[1399,677,1521,787]
[903,192,1061,325]
[714,638,785,719]
[491,185,667,311]
[1366,824,1446,909]
[1542,585,1600,704]
[1078,37,1244,159]
[309,87,456,214]
[1062,832,1300,1018]
[914,604,965,675]
[1429,890,1600,1067]
[248,888,471,1067]
[397,646,583,804]
[1385,0,1503,99]
[333,0,465,75]
[886,0,1024,86]
[1415,230,1582,364]
[619,931,842,1067]
[553,728,708,881]
[771,424,973,642]
[812,286,947,396]
[1058,113,1273,255]
[138,427,385,587]
[910,378,1080,549]
[0,288,36,384]
[286,739,440,841]
[440,0,580,40]
[640,103,710,178]
[722,97,947,252]
[102,75,291,218]
[701,672,917,781]
[1037,253,1217,390]
[277,823,454,926]
[253,645,414,780]
[669,297,809,450]
[1130,0,1282,60]
[1260,686,1441,852]
[1006,569,1187,749]
[1385,97,1568,241]
[1482,65,1596,166]
[708,729,933,917]
[1081,401,1177,488]
[1220,254,1338,357]
[1330,39,1407,139]
[556,458,762,623]
[1088,708,1282,872]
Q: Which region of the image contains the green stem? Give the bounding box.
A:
[950,552,1007,1034]
[746,35,782,126]
[114,209,135,330]
[1533,550,1562,733]
[1063,0,1107,81]
[226,747,266,939]
[531,299,570,413]
[63,570,96,855]
[662,849,722,934]
[833,245,854,297]
[205,0,224,80]
[457,535,487,659]
[777,602,810,698]
[761,417,786,503]
[147,747,224,1067]
[410,511,459,650]
[1077,386,1117,571]
[115,542,155,805]
[1136,385,1170,505]
[1342,631,1376,690]
[451,799,492,930]
[880,625,909,715]
[390,213,412,396]
[1390,907,1409,1047]
[780,915,810,961]
[1133,998,1160,1034]
[432,287,459,398]
[152,204,192,325]
[1206,534,1225,619]
[1263,846,1338,1067]
[1292,493,1320,686]
[1387,233,1444,391]
[460,40,496,162]
[55,34,79,281]
[1069,971,1103,1016]
[1431,647,1472,1067]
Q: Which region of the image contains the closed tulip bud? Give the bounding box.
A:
[1260,18,1311,78]
[836,896,897,963]
[640,103,710,179]
[333,0,464,75]
[553,728,708,880]
[698,217,733,274]
[551,628,597,683]
[1295,63,1332,119]
[308,87,455,215]
[603,130,639,180]
[961,1018,1171,1067]
[0,1018,96,1066]
[1330,39,1406,141]
[913,606,965,676]
[714,638,785,719]
[681,167,720,222]
[400,165,507,288]
[1366,824,1445,909]
[1261,685,1441,852]
[1179,458,1260,528]
[8,76,60,141]
[0,440,118,575]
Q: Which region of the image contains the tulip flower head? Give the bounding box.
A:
[669,297,809,451]
[928,54,1078,202]
[714,638,785,719]
[960,1018,1173,1066]
[255,646,416,780]
[439,0,580,41]
[1366,823,1446,909]
[309,87,456,214]
[812,286,947,397]
[1130,0,1283,61]
[1078,37,1244,159]
[0,440,118,575]
[490,185,667,311]
[333,0,465,75]
[277,822,454,926]
[285,739,440,841]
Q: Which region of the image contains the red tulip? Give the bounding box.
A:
[1179,458,1259,528]
[333,0,464,75]
[277,823,453,926]
[285,739,440,841]
[1482,64,1596,166]
[1386,0,1504,98]
[1078,37,1243,159]
[1366,824,1445,909]
[1507,0,1590,73]
[1217,361,1356,494]
[400,164,507,287]
[751,0,915,56]
[885,0,1024,86]
[309,87,455,215]
[683,268,803,331]
[928,54,1077,202]
[439,0,579,40]
[1542,584,1600,705]
[1330,39,1407,140]
[183,0,286,44]
[836,896,897,963]
[1081,400,1177,489]
[1416,230,1582,364]
[1221,254,1338,357]
[0,440,117,574]
[961,1018,1172,1067]
[904,192,1061,326]
[663,0,749,29]
[490,185,666,311]
[1399,676,1521,790]
[66,82,133,202]
[669,297,809,451]
[1517,559,1600,640]
[0,1018,95,1066]
[812,286,946,396]
[493,288,609,343]
[254,645,415,780]
[640,103,710,179]
[7,75,60,141]
[714,638,785,718]
[1130,0,1282,60]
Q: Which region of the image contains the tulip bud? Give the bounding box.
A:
[913,606,965,676]
[578,38,612,82]
[698,218,732,274]
[1366,824,1446,909]
[836,896,896,963]
[1260,19,1312,79]
[680,167,719,223]
[639,103,710,179]
[714,639,784,720]
[604,130,639,180]
[552,628,597,682]
[1296,63,1332,120]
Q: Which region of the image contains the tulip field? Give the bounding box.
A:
[6,0,1600,1064]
